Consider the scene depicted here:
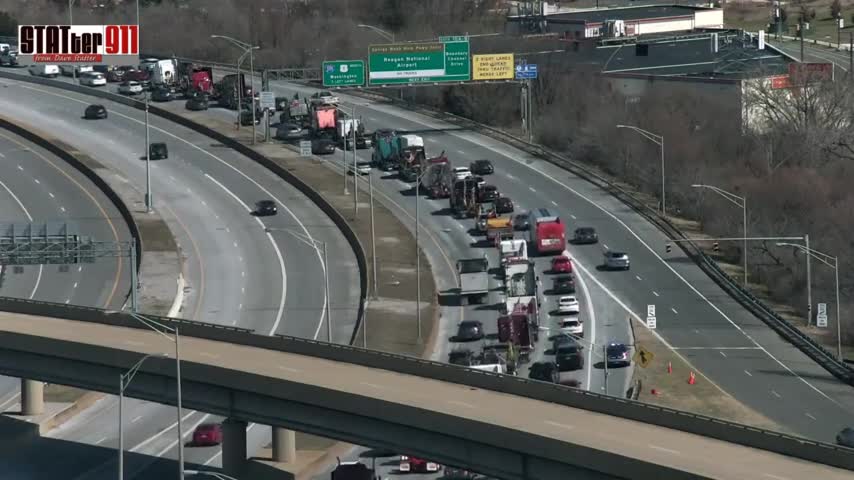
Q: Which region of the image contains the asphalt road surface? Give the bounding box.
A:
[0,73,360,478]
[771,38,852,75]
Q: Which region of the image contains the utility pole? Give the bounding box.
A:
[805,234,813,325]
[369,172,378,299]
[527,79,534,143]
[144,95,152,213]
[353,105,358,217]
[849,32,853,75]
[800,20,805,62]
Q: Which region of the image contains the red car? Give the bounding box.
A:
[399,455,439,473]
[191,423,222,446]
[551,255,572,274]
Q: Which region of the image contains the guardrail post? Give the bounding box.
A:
[271,427,296,463]
[20,379,44,415]
[222,418,248,476]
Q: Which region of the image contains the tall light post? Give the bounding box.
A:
[691,184,747,286]
[119,353,164,480]
[413,167,432,343]
[144,92,152,213]
[68,0,76,83]
[776,243,843,359]
[616,124,666,215]
[210,35,259,144]
[106,311,185,480]
[266,228,332,342]
[357,24,395,42]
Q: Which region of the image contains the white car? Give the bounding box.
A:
[559,318,583,337]
[311,90,339,105]
[557,295,580,314]
[351,161,372,175]
[28,64,60,77]
[453,166,472,180]
[79,71,106,87]
[118,80,143,95]
[61,64,93,76]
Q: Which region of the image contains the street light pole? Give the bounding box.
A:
[144,94,152,213]
[353,106,358,217]
[369,171,378,299]
[616,125,665,215]
[249,48,256,145]
[691,184,747,286]
[175,328,184,480]
[68,0,76,84]
[119,352,160,480]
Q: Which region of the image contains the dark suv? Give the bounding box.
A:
[553,336,584,371]
[552,275,575,294]
[573,227,598,244]
[528,361,560,383]
[255,200,278,216]
[470,159,494,175]
[84,104,107,120]
[148,142,168,160]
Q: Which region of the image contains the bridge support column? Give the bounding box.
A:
[222,418,248,476]
[272,427,296,463]
[20,379,43,415]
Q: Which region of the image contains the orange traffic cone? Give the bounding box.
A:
[667,361,672,374]
[688,371,696,385]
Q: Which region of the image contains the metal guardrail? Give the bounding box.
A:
[0,69,368,347]
[151,52,854,383]
[0,294,852,471]
[0,117,142,307]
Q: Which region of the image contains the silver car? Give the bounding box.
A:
[603,251,630,270]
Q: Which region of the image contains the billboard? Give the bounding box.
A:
[473,54,514,81]
[17,24,139,65]
[368,38,470,86]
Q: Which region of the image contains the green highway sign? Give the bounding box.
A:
[368,40,470,86]
[323,60,365,87]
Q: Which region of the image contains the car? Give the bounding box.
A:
[118,80,143,95]
[512,212,530,231]
[28,64,60,77]
[311,137,337,155]
[310,90,339,105]
[837,427,854,448]
[573,227,599,244]
[552,336,584,371]
[552,275,575,294]
[470,159,494,175]
[185,94,209,111]
[350,161,372,175]
[452,166,472,180]
[79,71,106,86]
[0,47,18,66]
[606,342,630,367]
[528,361,560,383]
[603,251,630,270]
[448,348,475,366]
[476,185,500,203]
[453,320,484,342]
[557,295,580,314]
[148,142,168,160]
[240,109,261,125]
[191,423,222,446]
[559,318,584,336]
[61,64,93,76]
[255,200,278,216]
[151,87,174,102]
[495,197,514,214]
[122,68,150,86]
[106,67,129,82]
[83,104,108,120]
[275,122,306,140]
[399,456,439,473]
[551,255,572,274]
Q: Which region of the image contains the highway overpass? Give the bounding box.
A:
[0,298,851,480]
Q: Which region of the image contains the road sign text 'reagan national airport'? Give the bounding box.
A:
[368,40,470,85]
[323,60,365,87]
[17,25,139,65]
[473,54,514,81]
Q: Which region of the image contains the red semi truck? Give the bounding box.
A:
[528,208,566,255]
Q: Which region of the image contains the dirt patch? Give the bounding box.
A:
[631,318,784,431]
[44,384,88,403]
[135,216,178,252]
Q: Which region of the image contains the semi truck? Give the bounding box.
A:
[215,73,252,110]
[372,129,399,171]
[331,460,376,480]
[450,178,479,218]
[503,258,539,315]
[176,62,213,96]
[457,256,489,305]
[311,104,340,136]
[528,208,566,256]
[419,153,454,198]
[485,217,513,245]
[282,97,310,126]
[499,238,528,267]
[151,59,177,88]
[498,298,539,359]
[397,134,425,182]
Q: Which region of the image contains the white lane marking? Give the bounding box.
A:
[279,366,301,373]
[201,200,206,206]
[241,287,245,294]
[570,214,576,220]
[241,271,245,277]
[745,370,752,376]
[95,437,108,445]
[129,410,198,453]
[551,200,558,206]
[238,303,243,310]
[505,173,516,180]
[635,275,642,281]
[602,244,608,250]
[360,382,389,390]
[544,420,575,430]
[456,149,465,155]
[564,248,596,390]
[73,282,78,289]
[65,298,70,304]
[232,241,238,248]
[805,412,817,420]
[169,175,176,181]
[762,474,790,480]
[447,400,475,408]
[649,445,680,455]
[48,192,54,198]
[720,351,727,358]
[77,266,82,272]
[15,163,21,169]
[131,415,142,424]
[0,392,21,412]
[672,347,761,350]
[528,186,536,192]
[671,307,678,314]
[60,206,66,212]
[225,227,230,233]
[652,291,659,297]
[34,178,40,184]
[0,178,43,299]
[771,390,781,398]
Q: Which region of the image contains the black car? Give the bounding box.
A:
[476,185,499,203]
[513,212,530,231]
[552,336,585,371]
[448,349,475,366]
[311,137,337,155]
[837,427,854,448]
[148,142,168,160]
[573,227,599,244]
[454,320,484,342]
[150,88,173,102]
[83,104,107,120]
[470,159,494,175]
[528,361,560,383]
[240,109,261,126]
[255,200,278,216]
[552,275,575,294]
[606,342,630,367]
[495,197,514,214]
[186,94,209,111]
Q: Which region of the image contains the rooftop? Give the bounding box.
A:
[510,5,712,24]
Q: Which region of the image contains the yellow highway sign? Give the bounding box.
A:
[633,345,655,368]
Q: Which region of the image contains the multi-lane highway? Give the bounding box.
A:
[0,128,131,414]
[0,73,361,477]
[771,38,851,74]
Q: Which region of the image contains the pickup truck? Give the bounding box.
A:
[457,256,490,305]
[486,217,513,244]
